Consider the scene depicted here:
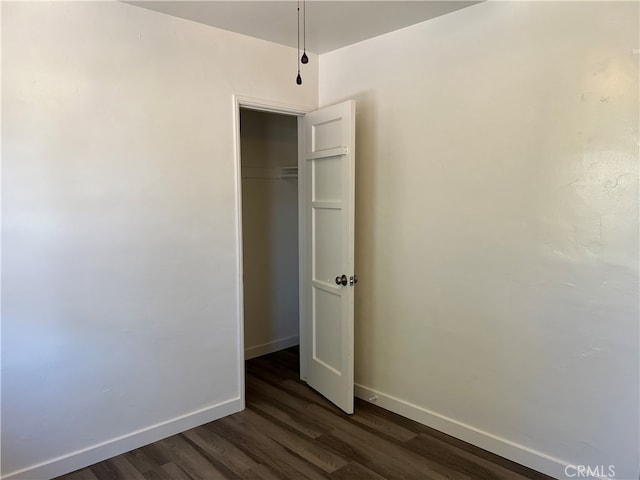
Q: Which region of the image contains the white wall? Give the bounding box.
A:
[1,2,317,478]
[320,2,639,479]
[240,110,299,358]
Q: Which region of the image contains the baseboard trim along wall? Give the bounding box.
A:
[1,397,244,480]
[245,335,299,360]
[354,384,582,480]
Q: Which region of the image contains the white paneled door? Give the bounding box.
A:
[300,100,356,414]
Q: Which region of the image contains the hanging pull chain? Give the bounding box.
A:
[296,1,302,85]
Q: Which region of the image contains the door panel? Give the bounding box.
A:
[313,288,342,373]
[312,119,343,151]
[300,100,355,414]
[313,157,342,202]
[313,208,342,284]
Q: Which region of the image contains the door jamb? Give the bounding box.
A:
[232,95,314,407]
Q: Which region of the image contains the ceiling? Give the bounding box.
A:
[128,1,479,54]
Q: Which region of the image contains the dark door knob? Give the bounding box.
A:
[335,274,348,286]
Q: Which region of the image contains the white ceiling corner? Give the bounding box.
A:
[126,1,480,54]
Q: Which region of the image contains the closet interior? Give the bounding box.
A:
[240,108,300,359]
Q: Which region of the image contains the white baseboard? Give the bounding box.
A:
[245,335,299,360]
[2,397,244,480]
[355,384,577,480]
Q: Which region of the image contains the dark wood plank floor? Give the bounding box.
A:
[56,347,553,480]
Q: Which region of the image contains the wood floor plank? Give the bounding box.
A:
[141,464,187,480]
[261,348,300,373]
[182,426,258,474]
[90,456,147,480]
[317,429,467,480]
[305,403,469,480]
[210,415,329,480]
[161,463,197,480]
[278,379,341,411]
[350,408,418,443]
[145,436,231,480]
[237,408,349,473]
[247,392,330,438]
[245,363,286,386]
[247,357,299,384]
[125,447,162,475]
[330,462,388,480]
[58,468,101,480]
[407,433,541,480]
[353,398,551,479]
[246,373,319,416]
[55,347,553,480]
[237,464,285,480]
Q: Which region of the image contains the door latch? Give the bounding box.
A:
[336,274,358,286]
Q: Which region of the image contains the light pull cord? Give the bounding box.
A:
[296,1,302,85]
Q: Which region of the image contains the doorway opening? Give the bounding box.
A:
[234,96,356,414]
[239,107,300,362]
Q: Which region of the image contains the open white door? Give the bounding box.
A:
[299,100,356,414]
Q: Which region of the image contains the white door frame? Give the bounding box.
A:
[232,95,314,407]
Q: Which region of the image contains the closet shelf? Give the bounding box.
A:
[241,165,298,180]
[280,166,298,179]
